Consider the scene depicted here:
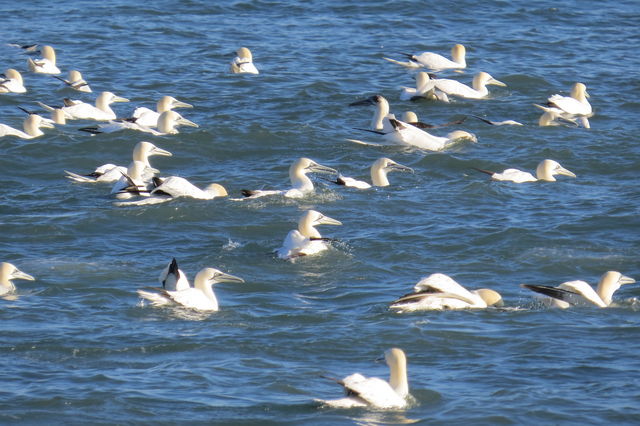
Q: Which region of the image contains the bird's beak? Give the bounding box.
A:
[620,275,636,285]
[387,162,414,174]
[318,214,342,226]
[174,100,193,109]
[308,162,337,175]
[349,97,375,107]
[113,96,130,103]
[214,272,245,284]
[12,269,35,281]
[152,147,173,157]
[557,166,576,178]
[40,119,56,129]
[489,78,507,87]
[177,117,199,128]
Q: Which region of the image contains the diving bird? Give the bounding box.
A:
[327,157,413,189]
[535,82,592,128]
[276,210,342,260]
[316,348,410,409]
[38,91,130,121]
[114,176,228,206]
[27,45,60,74]
[522,271,635,308]
[474,159,576,183]
[0,69,27,93]
[0,262,35,296]
[131,96,193,127]
[137,262,244,311]
[0,113,54,139]
[426,72,506,100]
[390,273,503,312]
[240,157,337,199]
[384,43,467,72]
[65,141,172,183]
[230,47,259,74]
[53,70,91,92]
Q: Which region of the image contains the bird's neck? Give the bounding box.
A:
[24,118,43,137]
[371,167,389,187]
[298,223,321,238]
[389,362,409,398]
[290,171,314,192]
[371,101,389,131]
[194,275,219,309]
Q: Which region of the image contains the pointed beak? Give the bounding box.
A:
[557,166,576,178]
[151,147,173,157]
[113,96,130,103]
[585,90,590,99]
[489,78,507,87]
[174,100,193,109]
[12,269,35,281]
[214,272,245,284]
[349,97,375,107]
[619,275,636,285]
[177,117,199,128]
[308,163,337,175]
[387,162,414,174]
[40,119,56,129]
[317,215,342,226]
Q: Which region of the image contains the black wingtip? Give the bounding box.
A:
[78,127,102,134]
[472,167,495,176]
[241,189,255,197]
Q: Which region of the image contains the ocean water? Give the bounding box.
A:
[1,0,639,424]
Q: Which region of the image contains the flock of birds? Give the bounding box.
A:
[1,41,634,410]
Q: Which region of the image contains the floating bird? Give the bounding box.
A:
[0,69,27,93]
[158,258,190,292]
[114,176,228,206]
[381,116,476,151]
[38,91,129,121]
[425,72,506,100]
[65,141,172,183]
[472,115,523,126]
[390,273,503,312]
[276,210,342,260]
[384,44,466,72]
[230,47,259,74]
[0,262,35,296]
[131,96,193,127]
[0,113,54,139]
[474,159,576,183]
[27,45,61,74]
[316,348,410,409]
[111,160,156,199]
[535,82,592,128]
[401,111,467,130]
[349,94,390,131]
[240,157,336,199]
[399,71,439,101]
[137,261,244,311]
[534,105,578,127]
[78,110,198,135]
[327,158,413,189]
[522,271,635,308]
[53,69,91,92]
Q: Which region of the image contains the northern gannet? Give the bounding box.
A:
[230,47,259,74]
[65,141,172,183]
[240,157,337,199]
[401,111,467,130]
[474,159,576,183]
[349,94,390,131]
[276,210,342,260]
[390,273,503,312]
[53,70,91,92]
[0,114,54,139]
[328,158,413,189]
[382,117,476,151]
[0,262,35,296]
[535,82,592,128]
[137,262,244,311]
[316,348,410,409]
[472,115,523,126]
[111,160,157,199]
[384,43,466,72]
[132,96,193,127]
[427,72,506,100]
[114,176,228,206]
[534,104,578,127]
[38,91,130,121]
[522,271,635,308]
[158,258,190,292]
[78,110,198,135]
[0,69,27,93]
[399,71,441,101]
[27,45,61,74]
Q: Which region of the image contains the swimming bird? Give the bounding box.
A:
[65,141,172,183]
[328,158,413,189]
[114,176,228,206]
[534,104,578,127]
[241,157,337,199]
[0,262,35,296]
[230,47,259,74]
[53,70,91,93]
[0,113,54,139]
[390,273,503,312]
[522,271,635,308]
[535,82,592,128]
[111,160,157,199]
[382,116,476,151]
[474,159,576,183]
[427,72,506,100]
[276,210,342,260]
[316,348,410,409]
[131,96,193,127]
[0,69,27,93]
[137,262,244,311]
[349,94,390,131]
[384,43,466,72]
[78,110,198,135]
[399,71,450,102]
[38,91,130,121]
[472,115,523,126]
[158,258,190,292]
[27,45,61,74]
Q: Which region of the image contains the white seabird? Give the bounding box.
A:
[137,261,244,311]
[0,69,27,93]
[400,71,450,102]
[65,141,172,183]
[110,160,156,199]
[316,348,410,409]
[384,43,466,72]
[522,271,635,308]
[78,110,198,136]
[382,116,476,151]
[349,94,390,131]
[276,209,342,260]
[534,104,578,127]
[53,70,91,93]
[240,157,337,199]
[114,176,228,206]
[474,159,576,183]
[535,82,592,128]
[230,47,259,74]
[328,157,413,189]
[132,96,193,127]
[38,91,130,121]
[0,262,35,296]
[27,45,61,74]
[425,72,506,100]
[0,114,54,139]
[390,273,503,312]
